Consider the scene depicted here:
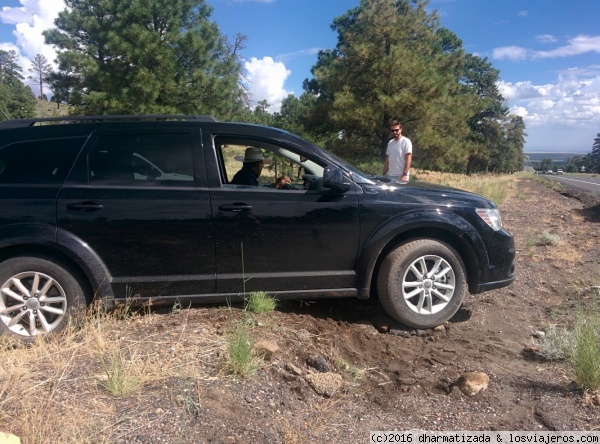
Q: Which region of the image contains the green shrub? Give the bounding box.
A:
[571,316,600,391]
[226,326,258,376]
[537,230,560,246]
[245,291,277,314]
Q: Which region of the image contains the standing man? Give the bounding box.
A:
[382,120,413,182]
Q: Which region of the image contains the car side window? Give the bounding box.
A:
[89,133,194,185]
[0,137,85,184]
[214,136,325,191]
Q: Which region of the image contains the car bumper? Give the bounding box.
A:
[472,229,516,293]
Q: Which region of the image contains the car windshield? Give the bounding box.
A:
[313,145,377,185]
[274,128,378,185]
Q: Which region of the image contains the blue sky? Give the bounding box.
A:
[1,0,599,153]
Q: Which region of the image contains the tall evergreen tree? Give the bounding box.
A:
[304,0,474,169]
[461,54,510,174]
[44,0,246,117]
[0,50,36,120]
[0,50,23,83]
[28,54,52,100]
[502,115,526,173]
[588,133,600,173]
[273,93,320,143]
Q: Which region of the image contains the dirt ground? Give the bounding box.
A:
[99,176,599,443]
[4,176,600,444]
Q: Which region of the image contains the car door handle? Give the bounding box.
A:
[66,202,104,212]
[219,203,253,212]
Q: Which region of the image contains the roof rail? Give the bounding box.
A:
[0,114,219,129]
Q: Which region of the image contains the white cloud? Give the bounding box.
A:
[499,65,600,149]
[534,35,600,59]
[244,56,291,113]
[517,10,528,17]
[510,106,528,117]
[498,80,552,101]
[493,46,528,61]
[494,35,600,61]
[0,0,64,73]
[536,34,557,44]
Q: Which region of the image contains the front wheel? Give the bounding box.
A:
[377,239,467,329]
[0,257,87,338]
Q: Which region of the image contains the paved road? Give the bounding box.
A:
[542,174,600,196]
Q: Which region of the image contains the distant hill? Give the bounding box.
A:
[524,152,587,164]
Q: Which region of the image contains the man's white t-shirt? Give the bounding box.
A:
[386,136,413,177]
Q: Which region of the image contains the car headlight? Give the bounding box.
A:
[476,208,503,231]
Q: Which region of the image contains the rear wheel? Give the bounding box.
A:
[377,239,466,329]
[0,257,87,338]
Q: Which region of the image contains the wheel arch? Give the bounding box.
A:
[356,213,487,300]
[0,224,115,306]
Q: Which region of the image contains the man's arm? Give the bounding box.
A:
[401,153,412,180]
[382,155,390,175]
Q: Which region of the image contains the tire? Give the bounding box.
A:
[377,239,467,329]
[0,256,87,338]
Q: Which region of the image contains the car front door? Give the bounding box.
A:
[207,135,361,298]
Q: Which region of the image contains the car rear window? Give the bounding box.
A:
[88,133,194,185]
[0,137,85,184]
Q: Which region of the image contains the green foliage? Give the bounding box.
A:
[44,0,246,117]
[536,303,600,392]
[571,315,600,392]
[299,0,523,174]
[245,291,277,314]
[533,325,576,362]
[306,0,469,162]
[585,133,600,173]
[539,158,554,172]
[0,50,37,120]
[335,359,365,381]
[226,326,258,376]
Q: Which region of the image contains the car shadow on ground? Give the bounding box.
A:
[112,295,473,332]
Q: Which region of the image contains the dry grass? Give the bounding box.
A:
[0,307,227,443]
[414,169,517,205]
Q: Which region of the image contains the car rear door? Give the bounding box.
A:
[57,127,216,301]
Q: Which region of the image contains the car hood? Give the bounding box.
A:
[360,180,496,209]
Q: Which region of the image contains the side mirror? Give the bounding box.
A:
[323,166,350,193]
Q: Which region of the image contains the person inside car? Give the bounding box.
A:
[231,147,293,189]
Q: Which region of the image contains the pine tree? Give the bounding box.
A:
[299,0,522,173]
[588,133,600,173]
[44,0,246,117]
[28,54,52,100]
[0,50,36,120]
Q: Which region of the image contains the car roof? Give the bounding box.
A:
[0,114,219,129]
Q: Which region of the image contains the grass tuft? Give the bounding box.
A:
[535,292,600,392]
[571,315,600,392]
[97,346,142,396]
[537,230,560,246]
[335,358,364,381]
[226,325,259,376]
[533,325,575,361]
[245,291,277,314]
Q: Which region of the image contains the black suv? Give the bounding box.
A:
[0,115,515,338]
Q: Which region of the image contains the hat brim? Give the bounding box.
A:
[234,155,271,164]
